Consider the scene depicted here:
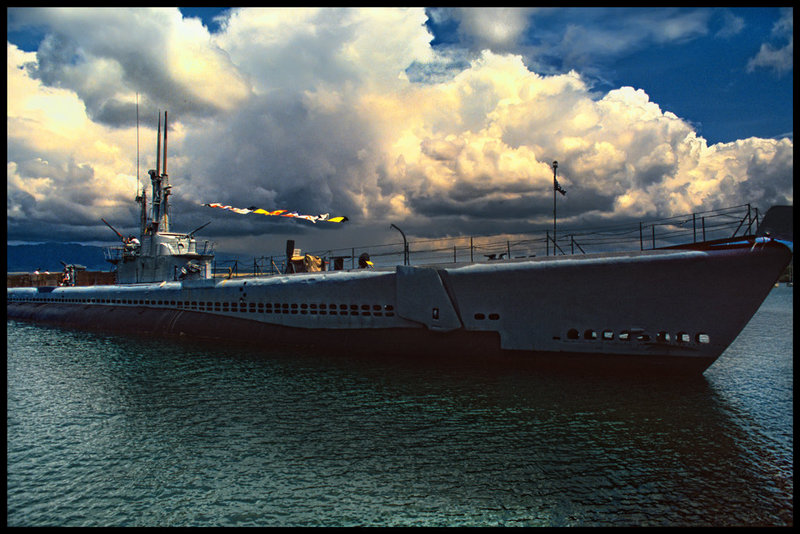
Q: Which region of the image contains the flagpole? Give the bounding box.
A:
[553,160,558,250]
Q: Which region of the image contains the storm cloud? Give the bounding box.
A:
[7,7,793,255]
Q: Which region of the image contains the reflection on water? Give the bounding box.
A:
[7,287,793,526]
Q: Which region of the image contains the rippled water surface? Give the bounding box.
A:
[7,287,792,526]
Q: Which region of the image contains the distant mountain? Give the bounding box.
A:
[7,243,110,273]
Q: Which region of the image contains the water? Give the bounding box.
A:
[7,287,793,526]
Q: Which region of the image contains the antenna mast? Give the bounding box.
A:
[147,111,171,234]
[136,92,139,194]
[162,111,170,232]
[156,111,161,178]
[134,93,147,237]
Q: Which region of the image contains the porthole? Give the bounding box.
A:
[488,313,500,321]
[474,313,485,320]
[636,334,650,342]
[696,333,710,344]
[676,332,690,343]
[584,329,597,340]
[602,330,614,340]
[567,328,579,340]
[656,331,670,343]
[619,331,630,341]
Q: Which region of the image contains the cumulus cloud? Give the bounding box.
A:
[452,8,537,52]
[7,42,144,242]
[377,54,792,232]
[6,7,793,254]
[10,7,250,127]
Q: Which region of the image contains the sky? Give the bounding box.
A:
[6,7,793,256]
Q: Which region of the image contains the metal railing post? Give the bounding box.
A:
[546,231,550,256]
[639,222,644,250]
[746,203,751,235]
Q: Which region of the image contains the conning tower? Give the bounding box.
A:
[104,111,214,283]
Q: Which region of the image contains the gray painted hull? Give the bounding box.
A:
[8,238,792,374]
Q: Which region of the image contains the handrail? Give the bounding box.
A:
[214,203,765,275]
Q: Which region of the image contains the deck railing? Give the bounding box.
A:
[212,203,762,277]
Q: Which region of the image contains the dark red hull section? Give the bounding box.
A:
[8,302,717,375]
